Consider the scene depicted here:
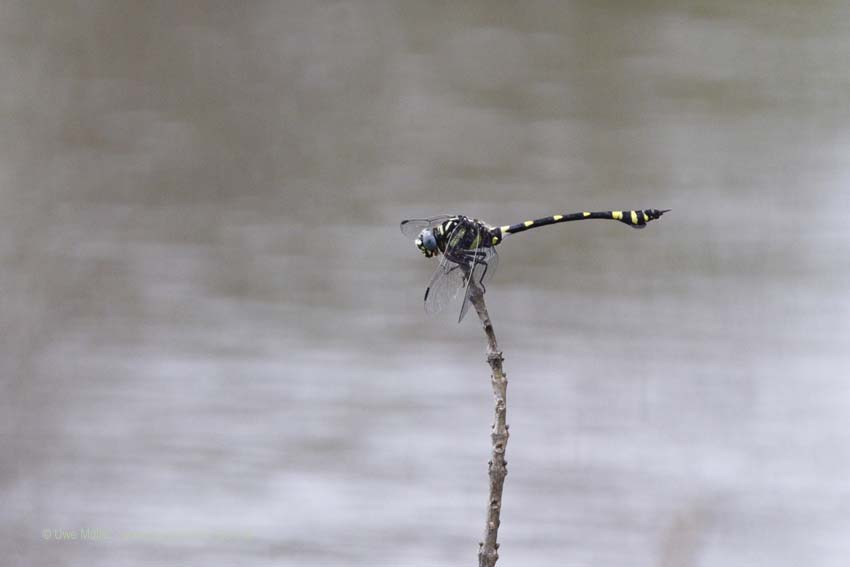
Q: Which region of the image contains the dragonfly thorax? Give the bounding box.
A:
[412,216,502,259]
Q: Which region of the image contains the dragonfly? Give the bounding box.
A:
[400,208,670,322]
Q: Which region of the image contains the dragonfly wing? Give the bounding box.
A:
[424,257,466,315]
[400,215,454,239]
[422,221,468,315]
[457,275,474,322]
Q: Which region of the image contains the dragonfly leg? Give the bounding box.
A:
[474,257,490,293]
[443,247,468,264]
[454,249,491,294]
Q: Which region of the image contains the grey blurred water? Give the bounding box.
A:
[2,2,850,566]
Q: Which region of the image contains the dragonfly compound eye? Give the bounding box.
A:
[416,229,438,257]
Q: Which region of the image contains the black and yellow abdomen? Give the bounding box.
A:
[499,208,669,237]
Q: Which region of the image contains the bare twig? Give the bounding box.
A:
[470,288,509,567]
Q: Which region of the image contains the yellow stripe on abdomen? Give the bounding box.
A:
[630,210,638,224]
[612,211,623,220]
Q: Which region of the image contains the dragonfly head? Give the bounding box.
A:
[414,229,439,258]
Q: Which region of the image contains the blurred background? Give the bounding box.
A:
[2,1,850,566]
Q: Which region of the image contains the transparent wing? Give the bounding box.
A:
[422,221,468,315]
[400,215,454,239]
[423,256,467,315]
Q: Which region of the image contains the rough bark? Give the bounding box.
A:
[470,289,509,567]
